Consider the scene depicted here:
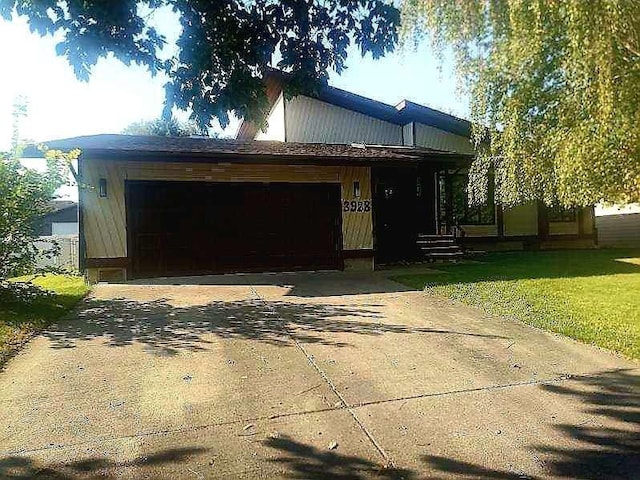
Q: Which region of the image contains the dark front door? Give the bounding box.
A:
[372,168,421,263]
[126,181,342,279]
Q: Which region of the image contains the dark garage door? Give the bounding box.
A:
[126,181,343,279]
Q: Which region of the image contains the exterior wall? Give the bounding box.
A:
[284,96,402,145]
[52,222,79,236]
[81,158,373,275]
[503,203,538,236]
[596,212,640,247]
[402,123,414,146]
[461,224,498,237]
[414,123,475,154]
[255,92,285,141]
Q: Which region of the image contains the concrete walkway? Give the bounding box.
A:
[1,271,638,479]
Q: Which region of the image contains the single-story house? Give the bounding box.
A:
[35,200,79,236]
[39,75,595,282]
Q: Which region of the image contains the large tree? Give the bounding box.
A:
[403,0,640,207]
[122,116,203,137]
[1,1,400,130]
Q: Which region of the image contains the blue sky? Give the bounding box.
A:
[0,8,469,152]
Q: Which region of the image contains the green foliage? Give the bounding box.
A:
[0,274,89,366]
[2,1,400,131]
[122,116,203,137]
[0,155,68,279]
[402,0,640,207]
[0,99,72,279]
[393,249,640,359]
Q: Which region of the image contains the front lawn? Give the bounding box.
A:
[0,275,89,367]
[392,249,640,359]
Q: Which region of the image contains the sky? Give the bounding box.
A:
[0,6,468,200]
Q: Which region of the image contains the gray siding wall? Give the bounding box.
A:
[414,122,475,154]
[596,213,640,247]
[284,96,402,145]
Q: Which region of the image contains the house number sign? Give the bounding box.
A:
[342,199,372,213]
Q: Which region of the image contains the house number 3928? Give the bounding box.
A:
[343,200,371,212]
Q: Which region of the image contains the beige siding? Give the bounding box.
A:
[414,123,475,154]
[285,96,402,145]
[597,212,640,247]
[340,167,374,250]
[255,92,285,141]
[81,159,373,259]
[549,221,579,235]
[504,203,538,236]
[462,224,498,237]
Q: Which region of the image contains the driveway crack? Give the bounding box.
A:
[249,286,396,470]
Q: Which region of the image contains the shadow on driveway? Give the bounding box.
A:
[45,297,506,355]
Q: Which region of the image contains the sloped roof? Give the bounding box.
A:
[28,134,472,166]
[236,71,472,140]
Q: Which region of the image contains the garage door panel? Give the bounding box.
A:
[126,181,342,278]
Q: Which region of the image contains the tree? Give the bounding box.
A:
[1,1,400,131]
[0,98,70,280]
[402,0,640,207]
[122,116,203,137]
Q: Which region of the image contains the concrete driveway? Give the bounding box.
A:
[1,271,638,479]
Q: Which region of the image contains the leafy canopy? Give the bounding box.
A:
[122,116,203,137]
[2,1,400,131]
[403,0,640,207]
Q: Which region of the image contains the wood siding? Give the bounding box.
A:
[81,159,373,259]
[597,213,640,247]
[284,96,402,145]
[414,123,475,154]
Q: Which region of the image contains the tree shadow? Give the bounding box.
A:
[263,435,416,479]
[126,270,417,298]
[533,368,640,479]
[421,455,538,479]
[44,296,506,355]
[0,446,207,479]
[420,368,639,479]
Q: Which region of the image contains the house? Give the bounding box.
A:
[595,204,640,248]
[38,75,595,282]
[35,200,79,236]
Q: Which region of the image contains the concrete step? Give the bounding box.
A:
[419,245,462,252]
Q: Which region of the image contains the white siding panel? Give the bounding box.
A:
[414,123,475,154]
[597,213,640,247]
[285,96,402,145]
[402,123,414,146]
[255,92,285,141]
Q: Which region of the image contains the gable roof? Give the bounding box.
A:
[27,134,472,166]
[236,71,472,140]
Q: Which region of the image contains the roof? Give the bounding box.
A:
[50,200,77,212]
[236,71,472,140]
[27,134,472,166]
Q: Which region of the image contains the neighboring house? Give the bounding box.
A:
[35,74,595,282]
[35,201,79,236]
[595,204,640,248]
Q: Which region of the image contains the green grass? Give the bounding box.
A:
[392,249,640,359]
[0,274,89,366]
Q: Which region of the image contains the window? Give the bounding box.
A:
[450,174,495,225]
[548,206,577,222]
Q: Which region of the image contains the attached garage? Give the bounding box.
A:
[126,180,342,278]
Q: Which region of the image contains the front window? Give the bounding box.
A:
[548,205,577,222]
[450,173,495,225]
